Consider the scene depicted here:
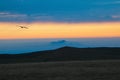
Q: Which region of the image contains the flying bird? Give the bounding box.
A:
[18,26,29,29]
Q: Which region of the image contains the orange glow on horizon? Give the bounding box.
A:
[0,22,120,39]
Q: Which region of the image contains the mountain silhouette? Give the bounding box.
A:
[0,46,120,64]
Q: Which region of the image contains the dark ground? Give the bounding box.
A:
[0,60,120,80]
[0,47,120,80]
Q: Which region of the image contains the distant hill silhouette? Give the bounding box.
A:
[0,46,120,64]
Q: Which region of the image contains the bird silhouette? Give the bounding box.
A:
[18,26,29,29]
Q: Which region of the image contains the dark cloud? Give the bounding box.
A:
[50,40,67,45]
[0,0,120,22]
[50,40,83,47]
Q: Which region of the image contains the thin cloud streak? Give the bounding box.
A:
[96,1,120,5]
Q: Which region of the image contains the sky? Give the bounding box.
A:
[0,0,120,22]
[0,0,120,53]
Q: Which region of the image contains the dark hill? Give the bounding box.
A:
[0,46,120,63]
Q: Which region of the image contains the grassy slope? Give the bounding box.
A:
[0,60,120,80]
[0,47,120,63]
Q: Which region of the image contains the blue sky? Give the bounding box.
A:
[0,0,120,22]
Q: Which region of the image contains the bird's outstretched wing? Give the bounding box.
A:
[17,25,29,29]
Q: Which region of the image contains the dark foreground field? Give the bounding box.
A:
[1,60,120,80]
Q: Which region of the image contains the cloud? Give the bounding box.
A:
[0,12,9,15]
[0,12,27,18]
[0,12,28,22]
[50,40,83,47]
[50,40,67,45]
[111,15,120,19]
[96,1,120,5]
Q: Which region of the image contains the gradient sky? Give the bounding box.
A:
[0,0,120,53]
[0,22,120,39]
[0,0,120,39]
